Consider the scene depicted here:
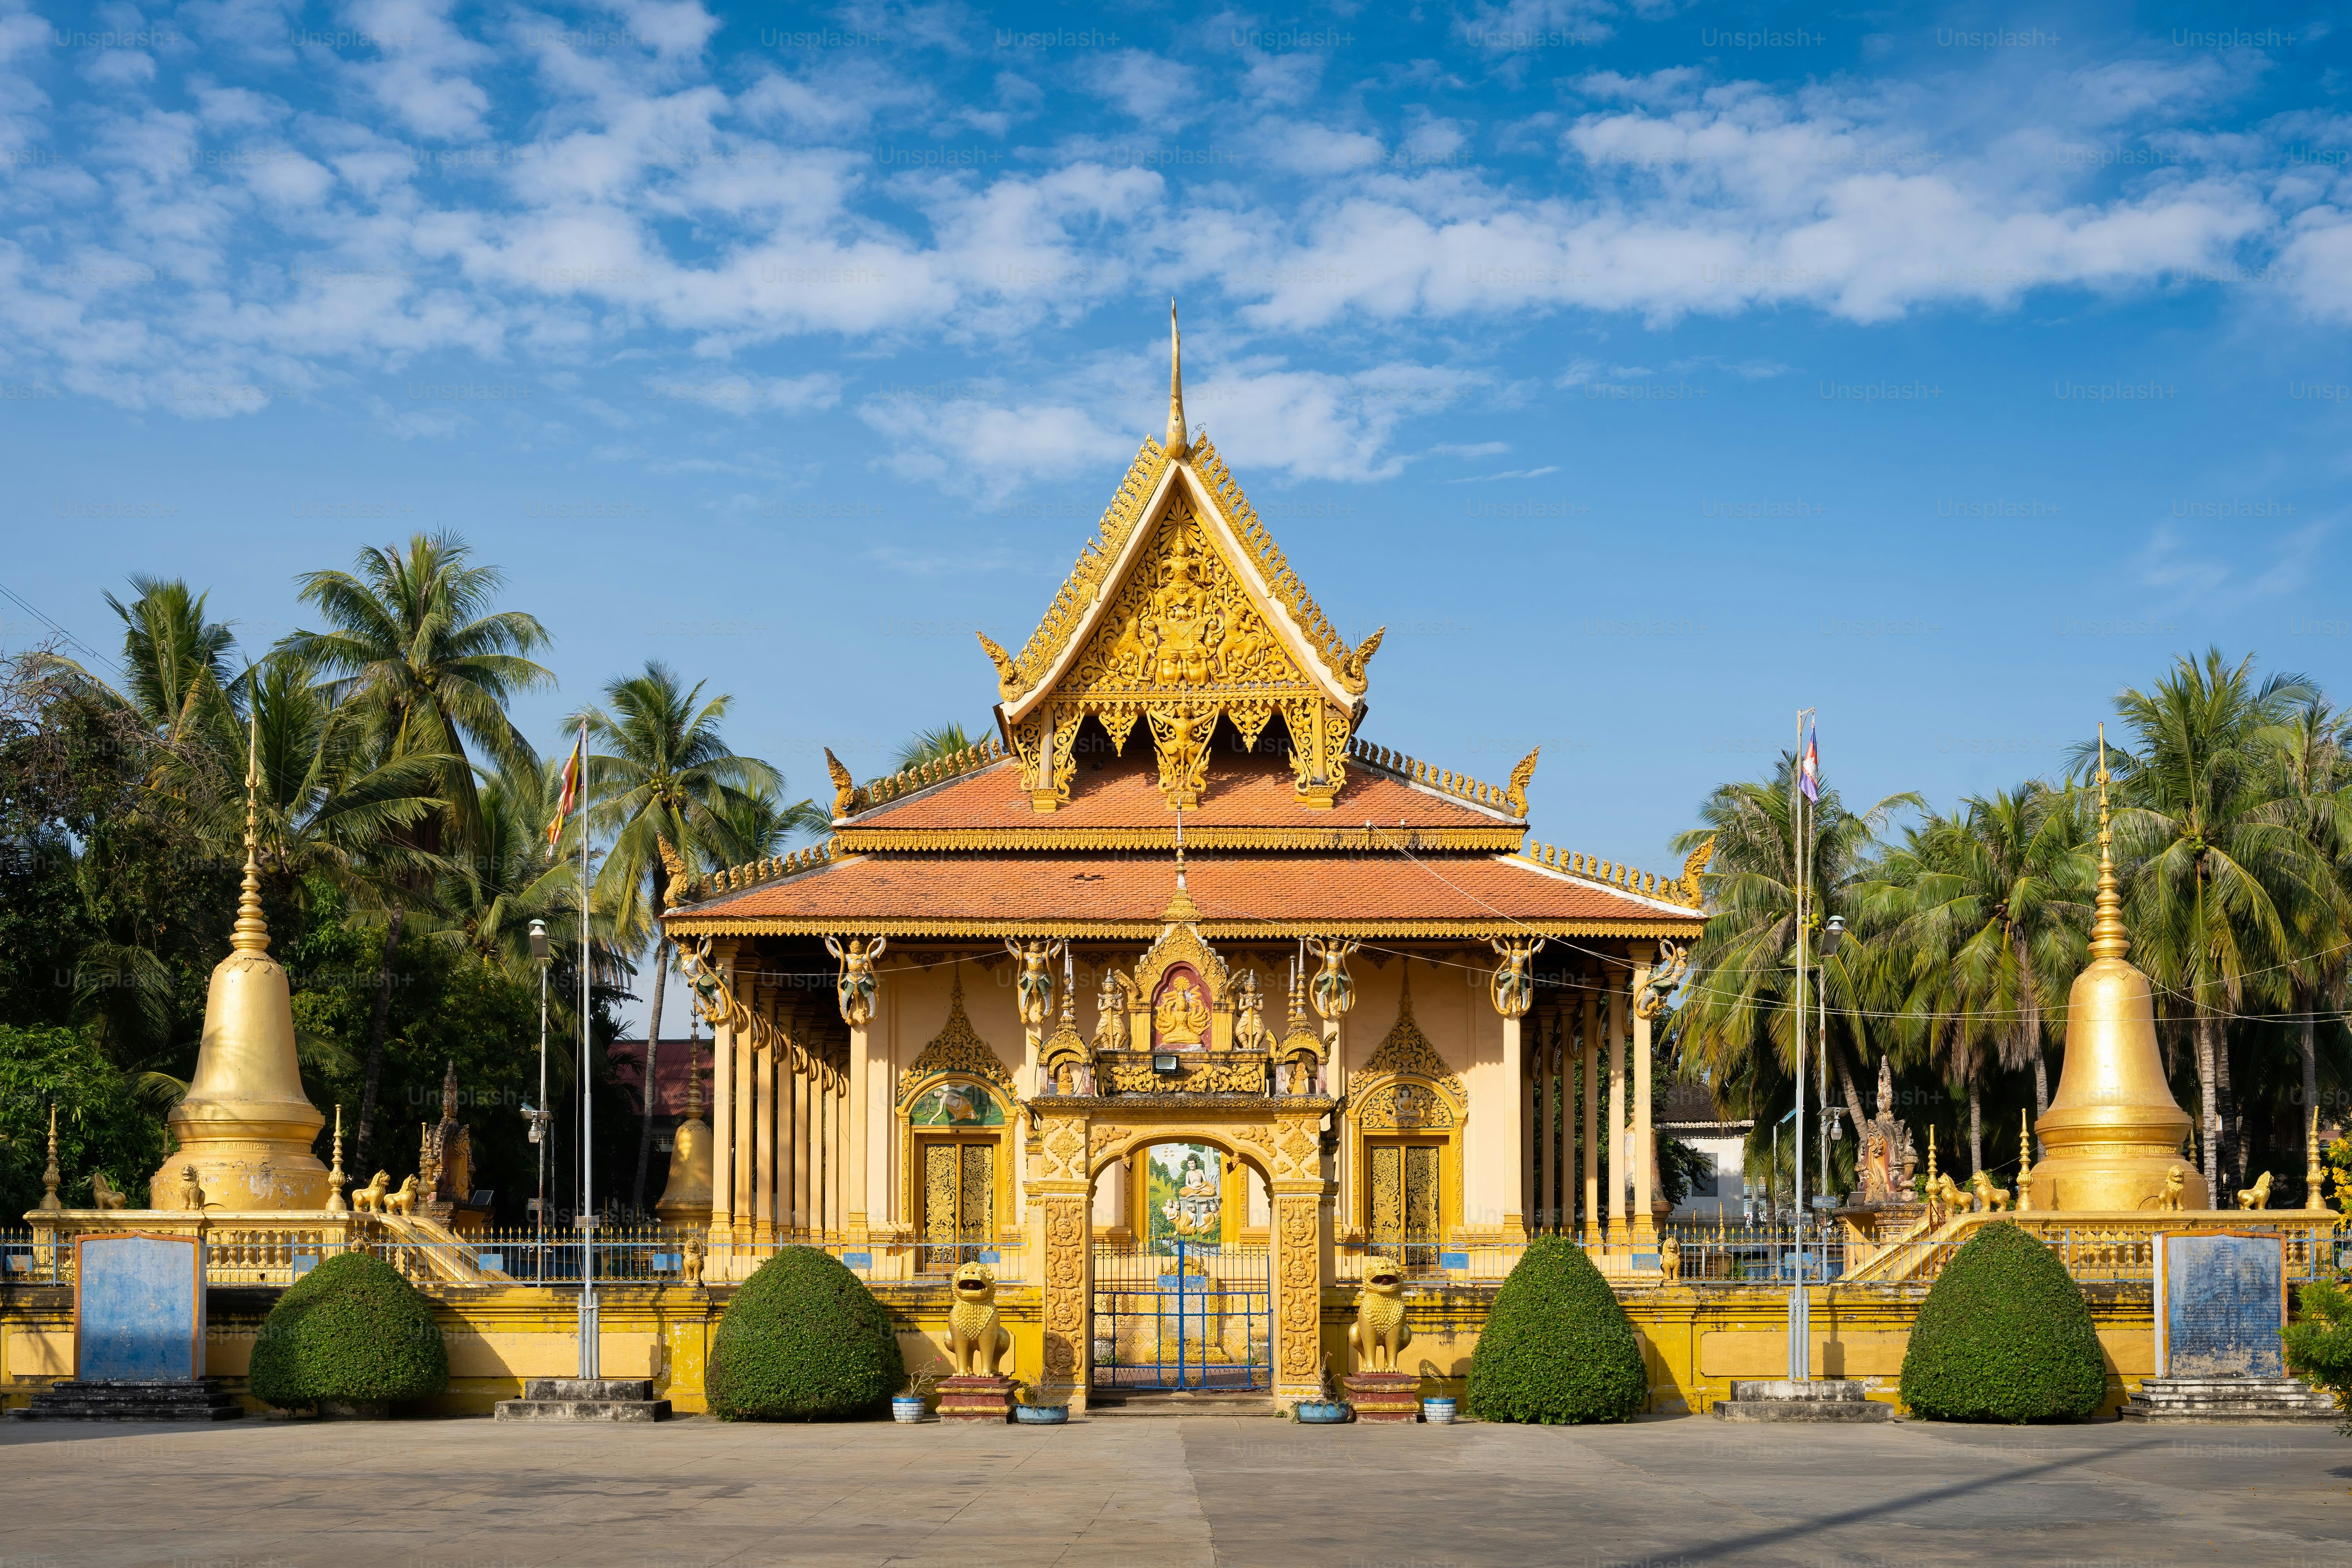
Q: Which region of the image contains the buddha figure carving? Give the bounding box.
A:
[1150,529,1213,685]
[1154,972,1210,1048]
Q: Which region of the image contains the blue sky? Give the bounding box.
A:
[2,0,2348,1033]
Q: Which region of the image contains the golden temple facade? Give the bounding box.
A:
[661,314,1708,1408]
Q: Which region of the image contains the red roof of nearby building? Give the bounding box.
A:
[608,1038,713,1118]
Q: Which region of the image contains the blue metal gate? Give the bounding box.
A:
[1091,1241,1270,1391]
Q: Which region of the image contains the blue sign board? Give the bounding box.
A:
[75,1233,205,1381]
[2157,1232,2285,1377]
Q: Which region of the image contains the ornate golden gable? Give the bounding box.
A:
[982,323,1380,813]
[895,968,1018,1108]
[1358,968,1465,1103]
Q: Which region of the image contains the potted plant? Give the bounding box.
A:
[1011,1378,1070,1425]
[1294,1354,1351,1424]
[1422,1390,1459,1425]
[893,1361,943,1424]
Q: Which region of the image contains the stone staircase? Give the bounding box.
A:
[2122,1375,2341,1422]
[1712,1378,1892,1423]
[9,1378,243,1421]
[494,1377,672,1422]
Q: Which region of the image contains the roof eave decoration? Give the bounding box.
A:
[1511,833,1715,911]
[661,836,849,915]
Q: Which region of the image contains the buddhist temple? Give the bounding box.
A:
[661,307,1709,1407]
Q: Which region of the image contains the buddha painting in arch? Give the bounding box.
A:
[1147,1142,1222,1252]
[1151,964,1211,1051]
[909,1081,1005,1127]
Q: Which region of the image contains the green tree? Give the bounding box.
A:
[574,661,779,1209]
[893,722,983,773]
[2267,698,2352,1194]
[0,1023,171,1214]
[1669,754,1918,1169]
[1862,786,2092,1172]
[102,575,239,758]
[279,533,552,1163]
[2100,650,2333,1196]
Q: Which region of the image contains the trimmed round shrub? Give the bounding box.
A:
[708,1245,904,1421]
[1899,1220,2105,1423]
[248,1250,448,1411]
[1466,1236,1648,1423]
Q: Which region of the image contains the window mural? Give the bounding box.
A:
[908,1081,1004,1127]
[1147,1142,1223,1252]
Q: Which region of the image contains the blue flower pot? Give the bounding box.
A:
[1296,1400,1352,1423]
[1013,1404,1069,1425]
[1422,1397,1457,1425]
[891,1397,927,1424]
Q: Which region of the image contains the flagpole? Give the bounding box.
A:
[1790,707,1814,1383]
[576,720,599,1380]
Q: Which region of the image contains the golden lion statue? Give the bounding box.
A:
[1931,1171,1971,1218]
[945,1261,1010,1377]
[385,1174,418,1216]
[352,1171,392,1212]
[88,1171,130,1211]
[1350,1258,1412,1372]
[1970,1171,2011,1213]
[2236,1171,2272,1211]
[176,1165,205,1211]
[2158,1164,2186,1212]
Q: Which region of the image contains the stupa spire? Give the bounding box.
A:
[231,713,270,954]
[2088,722,2127,962]
[1164,298,1188,458]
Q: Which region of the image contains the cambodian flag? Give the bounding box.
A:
[1798,721,1821,802]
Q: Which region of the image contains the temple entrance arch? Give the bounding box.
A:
[1086,1129,1277,1394]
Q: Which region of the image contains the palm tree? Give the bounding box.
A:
[103,576,239,756]
[1863,787,2092,1173]
[894,722,983,773]
[707,782,828,862]
[2099,650,2334,1198]
[279,533,552,1162]
[573,661,781,1209]
[1670,755,1919,1169]
[2268,697,2352,1191]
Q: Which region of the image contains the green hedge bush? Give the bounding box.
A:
[1899,1220,2105,1423]
[2283,1277,2352,1435]
[248,1250,448,1411]
[707,1245,904,1421]
[1466,1236,1647,1423]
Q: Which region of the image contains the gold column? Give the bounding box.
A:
[1607,962,1628,1250]
[1029,1102,1092,1410]
[826,1059,845,1238]
[1271,1107,1326,1410]
[754,1031,776,1248]
[1631,947,1656,1249]
[847,1005,870,1243]
[1555,1011,1572,1234]
[732,993,754,1246]
[1517,1026,1535,1230]
[709,940,735,1250]
[1581,987,1599,1247]
[793,1052,812,1236]
[1540,1010,1560,1231]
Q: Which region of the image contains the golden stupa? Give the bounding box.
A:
[2028,728,2210,1212]
[653,1050,713,1230]
[147,722,328,1210]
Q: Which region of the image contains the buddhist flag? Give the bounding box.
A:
[548,724,584,848]
[1798,720,1821,802]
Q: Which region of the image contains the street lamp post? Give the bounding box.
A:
[529,919,550,1274]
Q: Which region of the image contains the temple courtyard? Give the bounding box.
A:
[1,1413,2345,1567]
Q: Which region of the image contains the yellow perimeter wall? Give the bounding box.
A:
[2,1282,2155,1418]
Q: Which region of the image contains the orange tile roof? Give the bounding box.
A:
[852,746,1507,833]
[667,849,1700,937]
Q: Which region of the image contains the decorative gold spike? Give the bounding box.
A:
[38,1102,60,1211]
[1164,299,1188,457]
[231,713,271,954]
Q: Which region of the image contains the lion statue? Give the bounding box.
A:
[88,1171,130,1212]
[351,1171,392,1213]
[1350,1258,1412,1373]
[946,1261,1011,1377]
[1970,1170,2011,1213]
[2158,1164,2187,1212]
[384,1174,418,1216]
[2236,1171,2272,1211]
[176,1165,206,1211]
[1931,1171,1972,1218]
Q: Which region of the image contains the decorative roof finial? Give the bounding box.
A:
[2089,721,2129,962]
[1164,298,1188,458]
[39,1102,61,1211]
[1174,801,1186,891]
[232,711,271,955]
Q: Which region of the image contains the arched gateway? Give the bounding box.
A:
[660,310,1706,1410]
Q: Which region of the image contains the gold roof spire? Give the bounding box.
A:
[1164,298,1188,458]
[232,712,270,955]
[2089,722,2127,962]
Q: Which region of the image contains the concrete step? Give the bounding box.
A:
[10,1378,243,1422]
[1087,1391,1276,1418]
[2123,1377,2339,1423]
[521,1378,655,1401]
[1713,1378,1891,1423]
[494,1397,673,1423]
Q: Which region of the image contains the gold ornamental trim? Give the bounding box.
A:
[894,969,1019,1108]
[1357,970,1466,1102]
[831,823,1529,853]
[664,913,1704,941]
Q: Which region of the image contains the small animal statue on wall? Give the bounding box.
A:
[1933,1171,1972,1218]
[384,1174,419,1216]
[946,1261,1011,1377]
[1969,1170,2011,1212]
[352,1171,392,1212]
[176,1165,206,1211]
[2236,1171,2272,1211]
[1350,1258,1413,1372]
[2158,1164,2187,1212]
[88,1172,130,1211]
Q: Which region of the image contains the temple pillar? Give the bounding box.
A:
[1581,987,1599,1247]
[1630,946,1656,1249]
[1540,1008,1560,1231]
[1554,1011,1571,1233]
[1028,1102,1092,1410]
[1272,1107,1327,1410]
[1607,962,1628,1250]
[754,1033,776,1249]
[847,1010,870,1244]
[793,1051,813,1235]
[732,988,754,1247]
[708,940,736,1252]
[826,1062,844,1239]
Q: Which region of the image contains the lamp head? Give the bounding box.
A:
[1819,915,1846,958]
[529,918,550,962]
